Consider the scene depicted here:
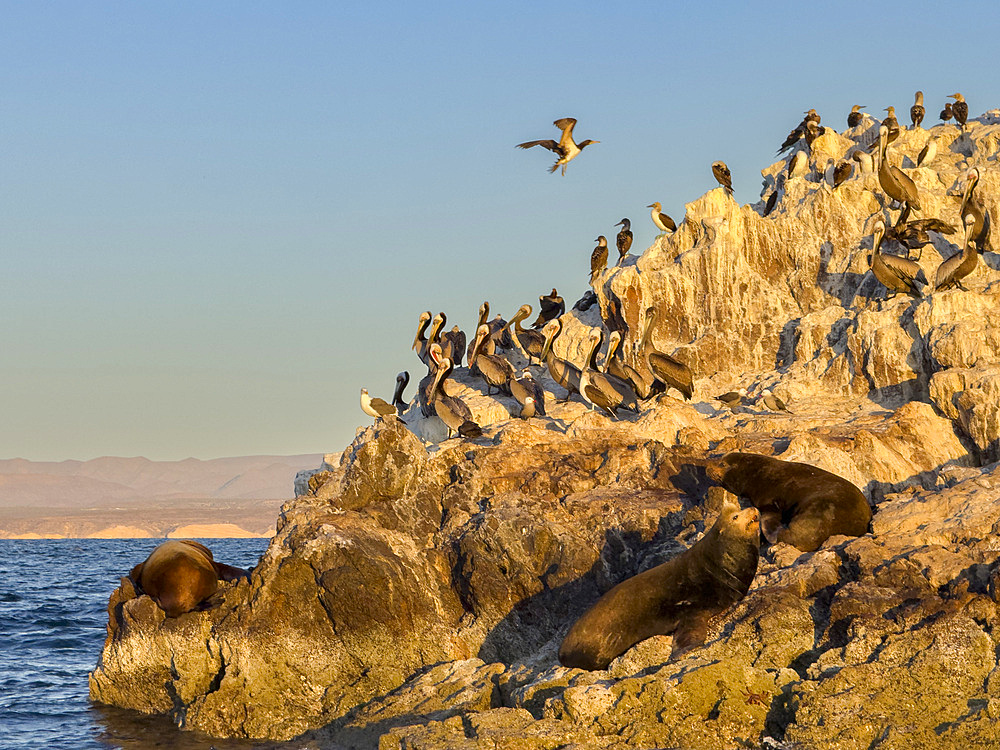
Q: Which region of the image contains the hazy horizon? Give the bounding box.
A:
[3,1,999,461]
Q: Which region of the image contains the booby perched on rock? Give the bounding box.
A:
[540,318,582,401]
[804,120,825,148]
[763,189,779,217]
[590,236,608,283]
[869,220,927,301]
[716,388,747,410]
[504,304,546,362]
[787,151,808,180]
[469,324,514,396]
[852,149,874,174]
[579,327,639,418]
[832,160,853,188]
[882,106,900,143]
[939,102,953,123]
[360,387,397,420]
[877,125,921,211]
[777,110,820,154]
[847,105,866,129]
[614,219,633,265]
[935,214,978,292]
[531,288,564,329]
[516,117,599,175]
[917,135,938,167]
[910,91,925,129]
[430,354,482,439]
[712,161,733,193]
[510,368,546,417]
[647,202,677,233]
[960,167,991,253]
[949,93,968,130]
[392,371,410,411]
[638,307,694,400]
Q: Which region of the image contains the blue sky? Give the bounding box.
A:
[2,2,998,460]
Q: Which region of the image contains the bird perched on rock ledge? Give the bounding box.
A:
[712,161,733,193]
[648,202,677,233]
[516,117,599,175]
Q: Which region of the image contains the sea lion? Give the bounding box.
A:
[705,452,871,552]
[559,500,760,671]
[130,540,249,617]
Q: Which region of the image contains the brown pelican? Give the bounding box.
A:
[882,106,900,143]
[531,288,564,329]
[516,117,599,175]
[360,388,396,420]
[540,318,582,401]
[949,93,968,130]
[590,236,608,283]
[578,327,639,418]
[935,215,979,292]
[426,312,446,356]
[916,135,938,167]
[759,389,792,414]
[602,331,646,397]
[959,167,991,252]
[392,371,410,411]
[647,202,677,233]
[638,307,694,400]
[885,206,956,260]
[940,102,953,123]
[614,219,633,265]
[716,388,747,410]
[466,302,493,361]
[847,105,866,129]
[440,324,466,368]
[910,91,925,129]
[411,311,433,365]
[510,368,546,417]
[869,220,927,301]
[418,343,445,417]
[877,126,921,211]
[504,304,545,362]
[469,324,514,395]
[712,161,733,193]
[430,355,482,438]
[832,160,853,188]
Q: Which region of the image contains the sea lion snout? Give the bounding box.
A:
[744,508,760,533]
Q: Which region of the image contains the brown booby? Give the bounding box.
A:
[712,161,733,193]
[411,311,433,365]
[637,307,694,400]
[531,288,565,329]
[882,106,900,144]
[469,324,514,396]
[392,371,410,411]
[869,220,927,301]
[430,354,482,439]
[540,318,582,401]
[578,327,639,418]
[716,388,747,410]
[590,236,608,283]
[949,93,968,130]
[910,91,925,129]
[847,105,866,129]
[615,219,633,265]
[360,387,397,420]
[959,167,991,253]
[940,102,954,123]
[504,304,546,362]
[877,125,921,211]
[510,368,546,417]
[516,117,599,175]
[935,214,978,292]
[647,202,677,233]
[602,331,646,397]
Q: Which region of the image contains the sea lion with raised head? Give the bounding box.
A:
[130,540,249,617]
[705,452,871,552]
[559,499,760,671]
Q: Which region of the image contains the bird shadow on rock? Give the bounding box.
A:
[816,240,868,306]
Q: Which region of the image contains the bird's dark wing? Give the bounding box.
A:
[516,139,559,152]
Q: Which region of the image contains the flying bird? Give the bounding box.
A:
[516,117,599,175]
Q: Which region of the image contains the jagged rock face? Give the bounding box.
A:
[91,114,1000,748]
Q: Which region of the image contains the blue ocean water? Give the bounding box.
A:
[0,539,279,750]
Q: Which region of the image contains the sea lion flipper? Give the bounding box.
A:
[213,562,250,582]
[759,510,784,545]
[670,613,712,659]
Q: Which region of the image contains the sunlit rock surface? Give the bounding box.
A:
[91,113,1000,748]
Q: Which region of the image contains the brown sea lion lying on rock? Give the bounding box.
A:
[705,452,872,552]
[559,500,760,671]
[130,540,249,617]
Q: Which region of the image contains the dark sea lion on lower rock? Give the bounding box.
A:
[559,500,760,671]
[130,540,249,617]
[705,452,872,552]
